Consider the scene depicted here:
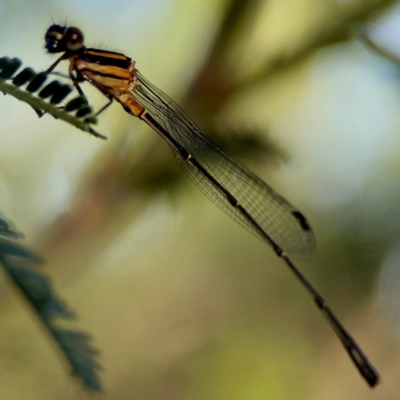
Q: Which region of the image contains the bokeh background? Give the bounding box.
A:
[1,0,400,399]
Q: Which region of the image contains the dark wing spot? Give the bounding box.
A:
[292,211,311,231]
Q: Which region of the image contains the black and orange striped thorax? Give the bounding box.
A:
[70,47,143,116]
[81,48,132,69]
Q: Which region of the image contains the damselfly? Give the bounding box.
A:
[44,24,379,387]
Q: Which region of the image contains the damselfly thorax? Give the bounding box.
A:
[46,27,144,117]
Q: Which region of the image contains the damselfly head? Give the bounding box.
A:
[45,25,84,53]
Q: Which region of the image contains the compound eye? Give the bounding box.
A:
[44,24,67,53]
[64,27,84,51]
[45,24,64,40]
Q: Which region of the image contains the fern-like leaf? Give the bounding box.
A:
[0,215,102,391]
[0,56,107,140]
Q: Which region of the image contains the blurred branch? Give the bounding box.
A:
[358,30,400,66]
[237,0,399,92]
[185,0,263,115]
[188,0,399,109]
[210,0,261,58]
[0,56,106,139]
[0,214,102,392]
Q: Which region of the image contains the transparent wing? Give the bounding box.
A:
[132,71,315,256]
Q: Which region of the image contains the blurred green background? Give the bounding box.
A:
[0,0,400,398]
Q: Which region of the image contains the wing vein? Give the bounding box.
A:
[131,72,315,256]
